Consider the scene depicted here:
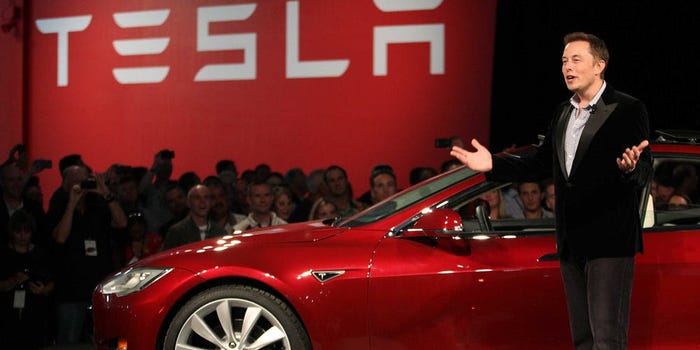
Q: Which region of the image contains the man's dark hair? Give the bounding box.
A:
[203,175,224,188]
[563,32,609,78]
[369,164,395,187]
[216,160,237,175]
[324,165,347,184]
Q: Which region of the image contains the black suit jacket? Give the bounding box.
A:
[161,216,226,251]
[487,85,652,261]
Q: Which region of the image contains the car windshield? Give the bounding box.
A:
[338,166,479,228]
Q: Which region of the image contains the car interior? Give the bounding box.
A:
[448,156,700,236]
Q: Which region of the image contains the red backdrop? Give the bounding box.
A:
[23,0,496,197]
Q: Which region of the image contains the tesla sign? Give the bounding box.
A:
[27,0,496,196]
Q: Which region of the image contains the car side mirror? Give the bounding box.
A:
[409,208,463,236]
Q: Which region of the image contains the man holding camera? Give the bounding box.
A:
[47,164,127,344]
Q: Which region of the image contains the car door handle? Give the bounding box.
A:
[537,253,559,262]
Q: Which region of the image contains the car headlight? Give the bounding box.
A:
[100,267,172,297]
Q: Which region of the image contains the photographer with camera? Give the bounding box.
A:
[139,149,176,232]
[47,164,127,345]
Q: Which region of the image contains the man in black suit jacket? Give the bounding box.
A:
[451,32,651,349]
[161,184,226,251]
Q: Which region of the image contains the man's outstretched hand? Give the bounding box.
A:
[616,140,649,173]
[450,139,493,172]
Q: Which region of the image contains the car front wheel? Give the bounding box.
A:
[163,284,311,350]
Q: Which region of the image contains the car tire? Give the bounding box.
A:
[163,284,311,350]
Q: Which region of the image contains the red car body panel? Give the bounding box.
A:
[93,141,700,349]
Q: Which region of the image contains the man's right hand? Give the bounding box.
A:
[450,139,493,172]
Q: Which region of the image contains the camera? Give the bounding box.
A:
[80,178,97,190]
[157,149,175,159]
[434,138,452,149]
[32,159,52,170]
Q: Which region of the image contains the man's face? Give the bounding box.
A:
[118,181,139,205]
[155,158,173,180]
[518,182,544,212]
[187,185,211,220]
[209,185,229,217]
[326,169,348,196]
[166,187,188,216]
[1,165,24,200]
[562,40,605,95]
[248,184,273,215]
[370,173,397,203]
[63,166,89,191]
[545,184,556,211]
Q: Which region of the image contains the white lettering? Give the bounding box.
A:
[285,0,349,79]
[112,10,171,84]
[373,24,444,76]
[35,15,92,87]
[373,0,443,12]
[113,9,169,28]
[195,4,257,81]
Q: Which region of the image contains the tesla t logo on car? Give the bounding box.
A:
[312,270,345,283]
[34,0,446,86]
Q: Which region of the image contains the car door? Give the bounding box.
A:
[367,184,570,349]
[630,154,700,348]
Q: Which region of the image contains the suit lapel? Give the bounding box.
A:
[570,99,617,176]
[555,104,572,179]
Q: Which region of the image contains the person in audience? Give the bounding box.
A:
[1,164,48,247]
[123,211,162,265]
[139,149,176,235]
[158,182,189,238]
[266,172,285,188]
[0,210,55,350]
[358,164,396,206]
[288,168,326,222]
[671,164,698,203]
[440,159,462,173]
[409,166,437,186]
[324,165,364,218]
[204,176,245,233]
[365,165,398,206]
[216,159,238,211]
[178,171,201,194]
[479,189,511,219]
[161,184,225,250]
[309,197,338,221]
[234,181,287,231]
[233,170,256,215]
[544,178,556,214]
[285,168,308,205]
[652,162,676,206]
[116,175,141,214]
[517,181,554,219]
[48,165,127,345]
[272,186,295,222]
[667,193,691,210]
[254,164,272,182]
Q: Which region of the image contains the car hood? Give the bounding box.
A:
[133,221,345,268]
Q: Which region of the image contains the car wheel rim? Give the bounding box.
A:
[175,298,290,350]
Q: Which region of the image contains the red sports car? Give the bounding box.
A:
[92,130,700,349]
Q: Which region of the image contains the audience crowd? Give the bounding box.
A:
[0,142,696,349]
